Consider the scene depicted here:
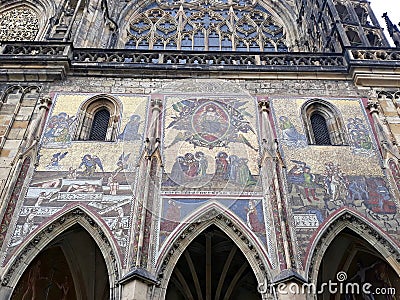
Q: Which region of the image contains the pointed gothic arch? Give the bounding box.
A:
[305,209,400,286]
[1,207,121,299]
[155,203,272,300]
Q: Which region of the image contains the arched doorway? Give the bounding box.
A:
[166,225,261,300]
[317,228,400,300]
[11,224,109,300]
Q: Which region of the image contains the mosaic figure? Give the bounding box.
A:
[287,160,322,203]
[117,114,142,141]
[235,158,257,186]
[215,151,229,179]
[245,200,265,232]
[324,162,348,203]
[167,156,187,185]
[279,116,307,147]
[46,152,68,170]
[161,199,181,232]
[35,191,57,207]
[43,112,75,147]
[195,151,208,177]
[348,178,369,202]
[347,118,373,156]
[78,154,104,176]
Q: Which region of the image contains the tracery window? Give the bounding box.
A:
[354,5,369,25]
[335,3,351,23]
[346,28,362,46]
[0,7,39,41]
[302,100,347,146]
[75,96,121,142]
[125,0,288,51]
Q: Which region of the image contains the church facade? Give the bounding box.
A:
[0,0,399,299]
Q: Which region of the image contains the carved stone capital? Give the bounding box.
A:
[366,98,379,114]
[38,96,52,110]
[151,98,162,111]
[258,98,270,112]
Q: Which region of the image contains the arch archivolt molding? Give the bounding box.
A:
[1,206,121,295]
[0,0,55,41]
[155,203,272,299]
[305,209,400,284]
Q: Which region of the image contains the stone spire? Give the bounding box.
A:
[382,12,400,48]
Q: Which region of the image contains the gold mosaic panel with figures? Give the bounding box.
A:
[2,94,149,266]
[162,95,261,193]
[272,97,382,176]
[272,97,399,268]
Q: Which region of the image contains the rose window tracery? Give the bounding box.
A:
[126,0,288,51]
[0,8,39,41]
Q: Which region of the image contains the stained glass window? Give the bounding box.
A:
[125,0,288,51]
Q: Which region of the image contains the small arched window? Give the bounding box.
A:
[75,96,121,142]
[302,99,347,146]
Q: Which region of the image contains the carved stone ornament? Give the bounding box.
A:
[0,8,39,41]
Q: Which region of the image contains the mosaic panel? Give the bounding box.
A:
[158,197,266,248]
[2,94,149,266]
[271,97,400,266]
[162,96,262,195]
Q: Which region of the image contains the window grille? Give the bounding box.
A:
[310,113,332,145]
[89,109,110,141]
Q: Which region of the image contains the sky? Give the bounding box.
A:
[369,0,400,46]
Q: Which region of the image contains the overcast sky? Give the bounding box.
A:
[369,0,400,46]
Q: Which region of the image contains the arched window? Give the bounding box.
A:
[88,109,110,141]
[75,96,121,142]
[335,3,351,22]
[302,100,347,146]
[346,28,362,46]
[310,113,332,145]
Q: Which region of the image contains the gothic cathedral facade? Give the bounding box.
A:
[0,0,399,299]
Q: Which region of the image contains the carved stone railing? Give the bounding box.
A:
[1,42,400,78]
[0,42,70,57]
[347,48,400,64]
[71,49,346,69]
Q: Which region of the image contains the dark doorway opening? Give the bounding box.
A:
[12,224,110,300]
[166,225,261,300]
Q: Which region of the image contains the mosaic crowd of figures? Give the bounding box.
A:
[0,7,39,41]
[125,0,288,51]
